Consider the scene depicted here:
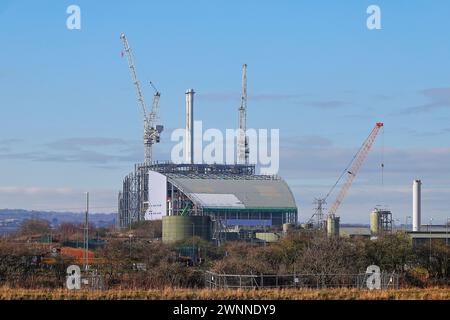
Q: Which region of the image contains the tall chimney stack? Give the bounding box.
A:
[413,179,421,231]
[185,89,195,164]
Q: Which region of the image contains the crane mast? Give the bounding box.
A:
[238,64,249,165]
[120,33,163,165]
[148,81,163,146]
[327,122,384,218]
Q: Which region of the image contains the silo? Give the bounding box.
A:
[327,215,340,237]
[413,179,421,232]
[370,209,380,235]
[162,215,212,243]
[282,223,295,234]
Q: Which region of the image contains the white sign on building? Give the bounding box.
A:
[145,170,167,220]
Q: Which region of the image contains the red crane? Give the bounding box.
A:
[327,122,384,218]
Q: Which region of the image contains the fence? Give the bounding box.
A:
[0,270,399,290]
[0,270,105,290]
[205,271,399,289]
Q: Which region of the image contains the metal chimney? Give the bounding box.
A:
[413,179,421,231]
[185,89,195,164]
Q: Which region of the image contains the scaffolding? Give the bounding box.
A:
[117,162,258,229]
[117,163,148,229]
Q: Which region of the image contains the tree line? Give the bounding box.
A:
[0,218,448,288]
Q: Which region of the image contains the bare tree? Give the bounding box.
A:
[17,218,51,238]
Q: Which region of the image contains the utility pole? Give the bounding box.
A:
[129,234,133,259]
[446,217,449,247]
[394,219,400,231]
[84,192,89,271]
[446,217,449,279]
[405,216,411,231]
[429,218,433,267]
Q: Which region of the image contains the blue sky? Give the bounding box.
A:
[1,0,450,224]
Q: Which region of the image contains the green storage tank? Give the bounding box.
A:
[370,209,380,235]
[162,216,212,243]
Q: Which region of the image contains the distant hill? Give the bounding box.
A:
[0,209,116,234]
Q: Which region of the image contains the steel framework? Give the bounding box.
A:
[118,162,258,229]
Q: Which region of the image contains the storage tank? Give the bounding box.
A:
[162,215,212,243]
[282,223,295,234]
[370,209,380,235]
[327,215,340,237]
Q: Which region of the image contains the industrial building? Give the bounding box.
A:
[118,162,298,243]
[116,34,449,247]
[116,39,298,244]
[407,226,450,247]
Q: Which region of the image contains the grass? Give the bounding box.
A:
[0,287,449,300]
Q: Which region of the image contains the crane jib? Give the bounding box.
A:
[327,123,384,217]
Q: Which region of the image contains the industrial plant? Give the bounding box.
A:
[117,34,297,244]
[3,2,450,304]
[116,33,450,246]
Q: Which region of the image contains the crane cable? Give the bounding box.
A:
[323,127,375,201]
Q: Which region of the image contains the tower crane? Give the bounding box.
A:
[238,64,249,165]
[149,81,163,144]
[326,122,384,219]
[120,33,163,165]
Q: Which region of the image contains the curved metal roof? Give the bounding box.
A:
[166,174,297,210]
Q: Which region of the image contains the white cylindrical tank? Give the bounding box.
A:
[413,179,421,231]
[327,215,340,237]
[185,89,195,164]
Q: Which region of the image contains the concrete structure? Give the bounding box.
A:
[327,215,340,237]
[185,89,195,164]
[413,179,421,231]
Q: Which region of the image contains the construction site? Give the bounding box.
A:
[117,36,297,244]
[2,2,450,308]
[115,33,450,246]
